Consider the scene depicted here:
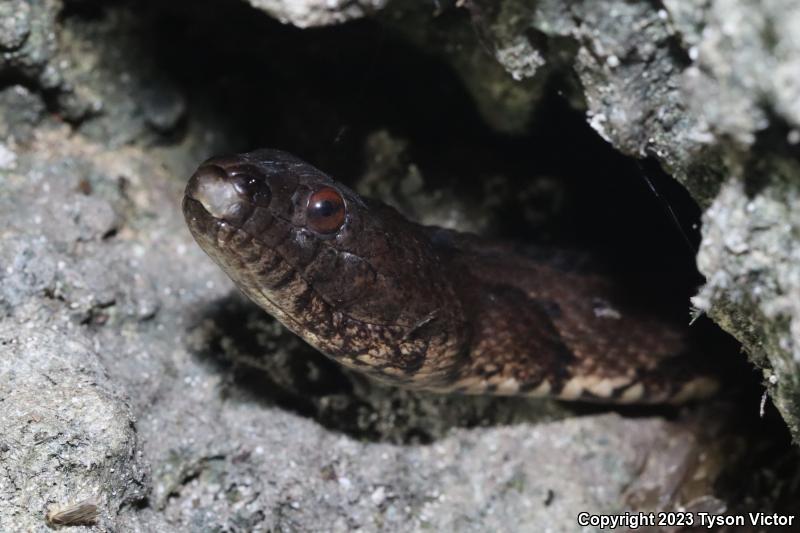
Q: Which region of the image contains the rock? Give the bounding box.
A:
[0,0,60,89]
[0,324,148,531]
[0,85,45,144]
[0,0,33,51]
[244,0,389,28]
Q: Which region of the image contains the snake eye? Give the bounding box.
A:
[306,186,346,234]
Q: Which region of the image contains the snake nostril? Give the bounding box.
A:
[230,174,271,208]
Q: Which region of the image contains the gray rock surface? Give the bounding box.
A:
[1,0,798,531]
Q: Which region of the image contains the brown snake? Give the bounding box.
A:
[182,149,719,403]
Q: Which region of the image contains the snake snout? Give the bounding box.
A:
[185,160,272,227]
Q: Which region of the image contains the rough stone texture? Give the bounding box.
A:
[0,325,148,531]
[468,0,800,443]
[0,0,60,90]
[685,1,800,444]
[468,0,725,201]
[1,0,799,531]
[245,0,389,27]
[694,172,800,447]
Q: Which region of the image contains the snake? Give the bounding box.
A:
[182,149,719,404]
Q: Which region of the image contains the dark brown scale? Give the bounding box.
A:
[241,206,275,236]
[182,149,720,404]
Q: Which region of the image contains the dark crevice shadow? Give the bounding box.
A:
[744,108,800,197]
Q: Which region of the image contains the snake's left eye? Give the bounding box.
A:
[306,187,346,234]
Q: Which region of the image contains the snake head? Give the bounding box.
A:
[183,149,468,386]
